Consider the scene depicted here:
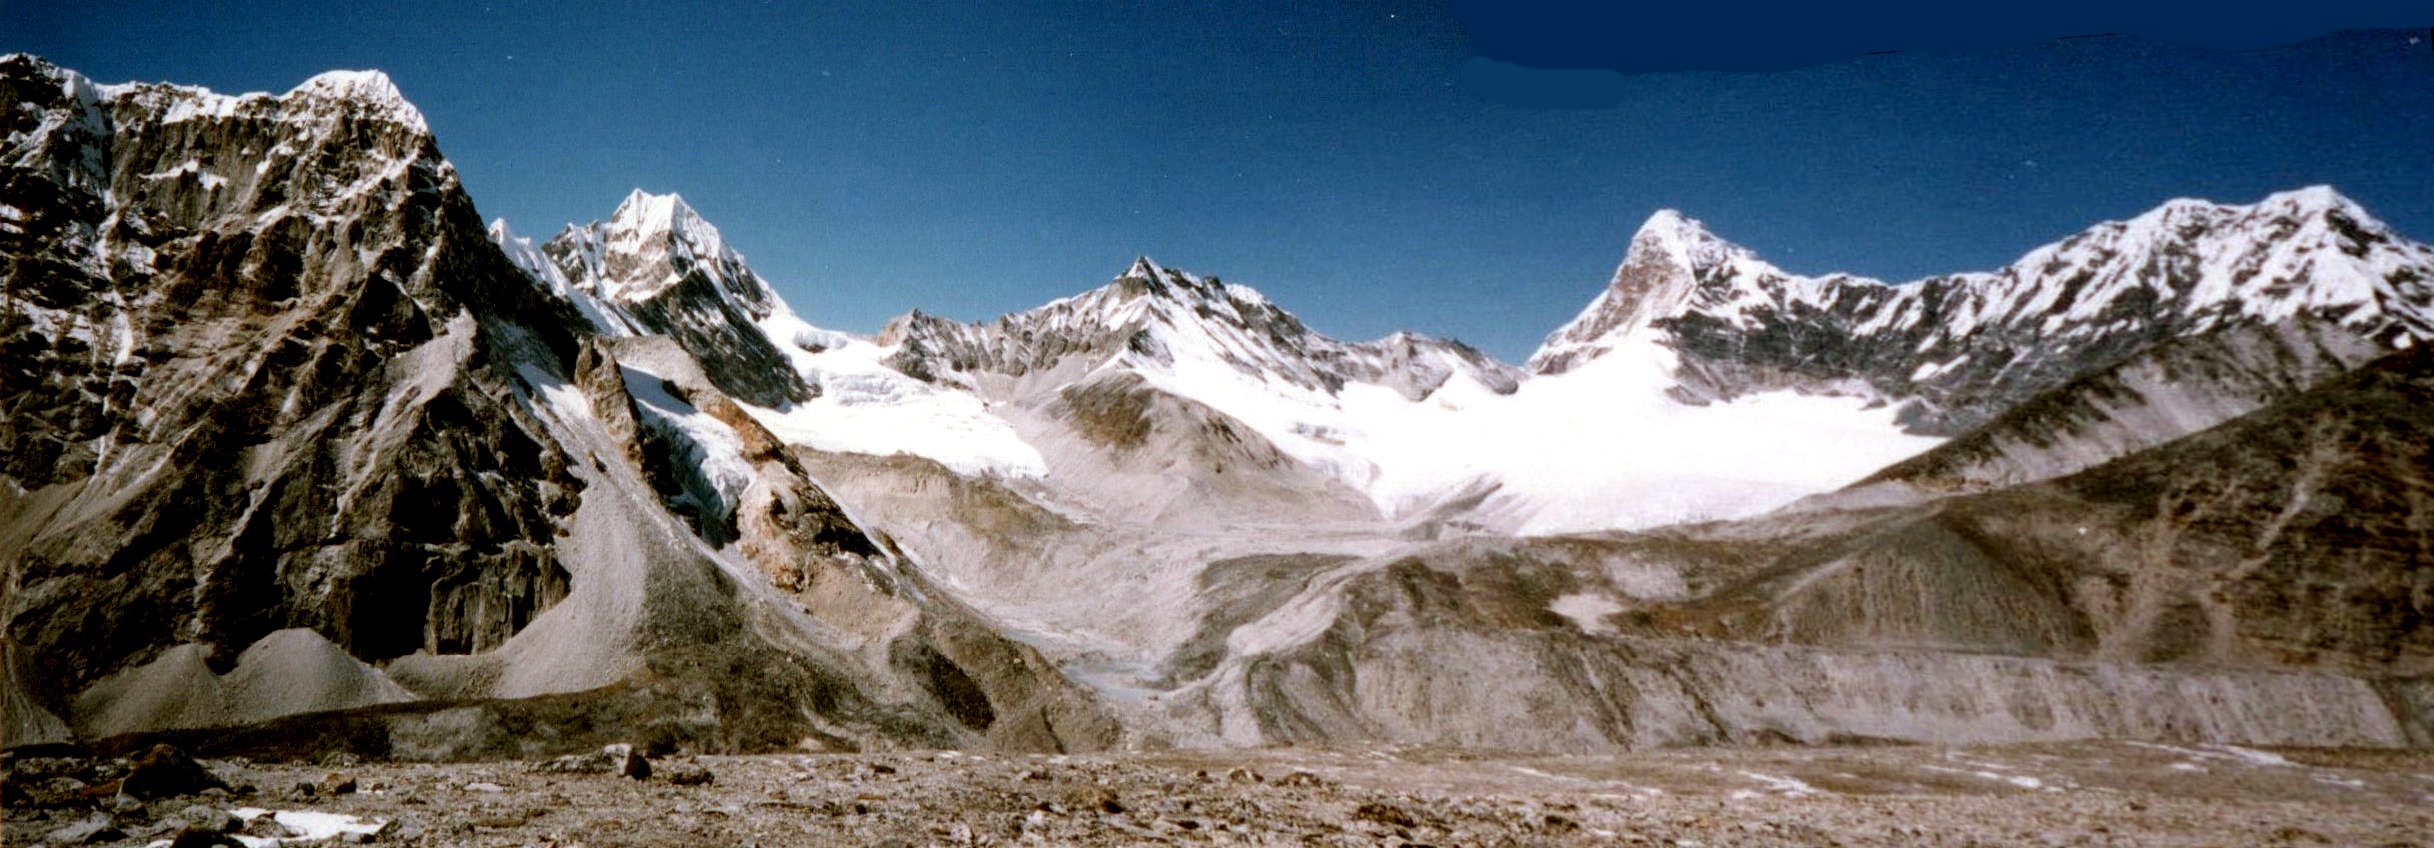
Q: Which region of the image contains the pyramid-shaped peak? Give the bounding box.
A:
[1107,255,1240,303]
[1617,207,1760,279]
[1635,208,1699,234]
[606,189,732,254]
[1119,255,1166,281]
[613,189,703,227]
[1627,208,1731,251]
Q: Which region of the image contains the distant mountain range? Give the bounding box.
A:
[5,55,2428,757]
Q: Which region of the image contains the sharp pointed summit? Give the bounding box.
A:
[518,191,813,405]
[1120,255,1164,281]
[1528,208,1770,376]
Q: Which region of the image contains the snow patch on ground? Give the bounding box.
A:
[1549,593,1624,635]
[1732,771,1822,799]
[2130,741,2296,768]
[2208,744,2296,767]
[1924,763,2055,790]
[222,808,388,846]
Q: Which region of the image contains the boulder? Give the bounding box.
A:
[119,745,228,800]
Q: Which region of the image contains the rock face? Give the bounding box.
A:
[1,56,1114,755]
[1531,189,2434,434]
[1,54,591,693]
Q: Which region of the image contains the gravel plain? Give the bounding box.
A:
[10,740,2433,847]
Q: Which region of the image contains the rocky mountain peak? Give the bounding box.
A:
[546,189,770,309]
[1119,255,1164,281]
[2050,185,2382,260]
[1527,209,1778,375]
[1,53,98,102]
[609,189,721,251]
[525,192,811,405]
[1105,254,1250,307]
[283,68,427,133]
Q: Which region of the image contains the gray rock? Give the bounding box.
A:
[165,827,245,848]
[660,761,715,786]
[608,744,651,780]
[173,804,236,833]
[317,772,358,795]
[388,817,427,842]
[120,745,229,800]
[237,813,296,839]
[49,812,124,844]
[532,743,651,780]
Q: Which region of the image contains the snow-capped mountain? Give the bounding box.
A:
[493,187,2434,536]
[530,190,813,406]
[1536,187,2434,434]
[882,256,1523,402]
[856,255,1929,533]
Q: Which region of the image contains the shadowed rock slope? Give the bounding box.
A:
[1844,316,2395,498]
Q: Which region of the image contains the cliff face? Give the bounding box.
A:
[0,55,592,691]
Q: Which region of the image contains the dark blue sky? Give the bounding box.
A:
[16,2,2434,361]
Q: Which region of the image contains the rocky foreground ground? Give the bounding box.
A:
[7,740,2431,847]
